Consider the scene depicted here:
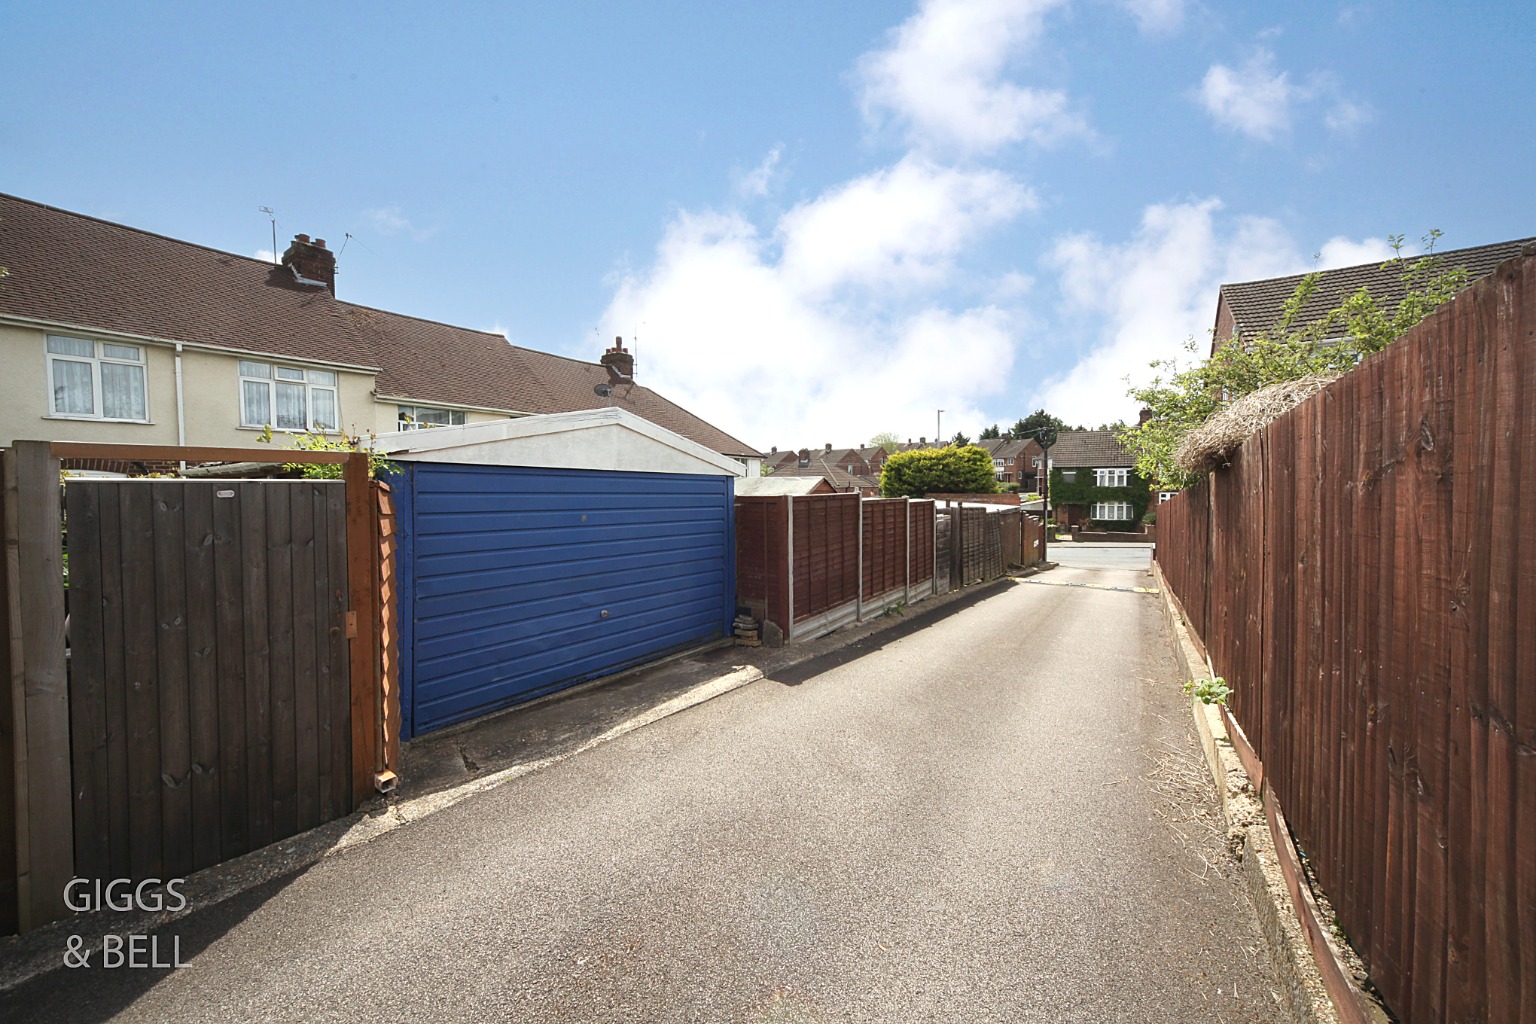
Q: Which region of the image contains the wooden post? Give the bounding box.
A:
[343,453,378,806]
[5,442,72,930]
[783,495,795,644]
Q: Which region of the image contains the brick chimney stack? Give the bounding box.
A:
[281,233,336,294]
[1138,407,1153,426]
[601,336,635,381]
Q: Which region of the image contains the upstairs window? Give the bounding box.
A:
[240,361,339,431]
[1094,468,1129,487]
[398,405,467,431]
[46,335,148,421]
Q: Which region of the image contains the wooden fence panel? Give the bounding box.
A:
[734,497,789,633]
[861,499,907,603]
[1155,252,1536,1024]
[65,480,352,886]
[0,454,17,935]
[791,494,860,625]
[908,500,935,587]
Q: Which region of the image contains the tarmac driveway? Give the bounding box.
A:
[2,568,1285,1023]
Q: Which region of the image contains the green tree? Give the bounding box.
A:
[1120,234,1469,488]
[949,430,971,446]
[978,424,1001,440]
[867,430,901,450]
[1011,410,1071,449]
[880,446,999,497]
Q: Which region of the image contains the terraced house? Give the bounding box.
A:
[0,193,761,470]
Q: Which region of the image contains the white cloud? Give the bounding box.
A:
[1121,0,1185,34]
[1324,97,1372,135]
[1032,199,1362,425]
[856,0,1086,155]
[777,155,1035,297]
[1316,235,1394,269]
[252,248,277,263]
[362,205,436,241]
[598,160,1031,448]
[735,146,783,199]
[1198,49,1295,142]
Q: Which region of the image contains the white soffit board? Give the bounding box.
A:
[370,407,744,477]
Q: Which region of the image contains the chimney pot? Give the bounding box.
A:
[314,238,326,248]
[296,233,310,243]
[600,336,635,381]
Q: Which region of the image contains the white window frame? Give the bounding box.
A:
[1091,501,1133,521]
[397,405,468,431]
[239,360,341,432]
[45,335,151,422]
[1159,491,1178,504]
[1094,467,1129,488]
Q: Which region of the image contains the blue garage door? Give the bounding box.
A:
[399,464,734,737]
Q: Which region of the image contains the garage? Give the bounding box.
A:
[380,408,741,738]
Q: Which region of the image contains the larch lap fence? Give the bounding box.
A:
[735,495,935,643]
[1,441,398,934]
[940,505,1041,590]
[1154,252,1536,1024]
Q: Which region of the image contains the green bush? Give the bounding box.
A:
[880,446,999,498]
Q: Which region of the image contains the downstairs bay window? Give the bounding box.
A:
[1091,501,1133,521]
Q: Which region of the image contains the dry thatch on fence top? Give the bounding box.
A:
[1174,373,1340,474]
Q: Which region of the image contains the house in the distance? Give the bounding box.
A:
[0,193,761,470]
[1212,235,1534,355]
[981,437,1044,490]
[1046,430,1149,530]
[770,449,881,497]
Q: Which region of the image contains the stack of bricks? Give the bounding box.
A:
[732,614,761,646]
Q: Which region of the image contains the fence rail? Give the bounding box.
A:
[1154,252,1536,1024]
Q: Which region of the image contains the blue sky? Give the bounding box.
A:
[4,1,1533,448]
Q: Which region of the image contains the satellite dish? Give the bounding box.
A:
[593,383,613,398]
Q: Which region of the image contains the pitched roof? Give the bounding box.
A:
[1218,236,1535,345]
[0,193,760,458]
[1048,430,1132,468]
[736,476,832,496]
[773,457,879,490]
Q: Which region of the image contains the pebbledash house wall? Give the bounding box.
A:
[0,322,507,448]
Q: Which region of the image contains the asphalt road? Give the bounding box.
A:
[3,562,1286,1024]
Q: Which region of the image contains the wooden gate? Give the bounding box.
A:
[65,480,352,883]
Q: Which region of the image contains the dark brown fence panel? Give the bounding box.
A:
[791,493,860,626]
[861,499,907,603]
[998,508,1022,567]
[1022,513,1045,565]
[1154,253,1536,1024]
[65,480,352,885]
[0,456,16,935]
[734,497,789,633]
[908,500,935,588]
